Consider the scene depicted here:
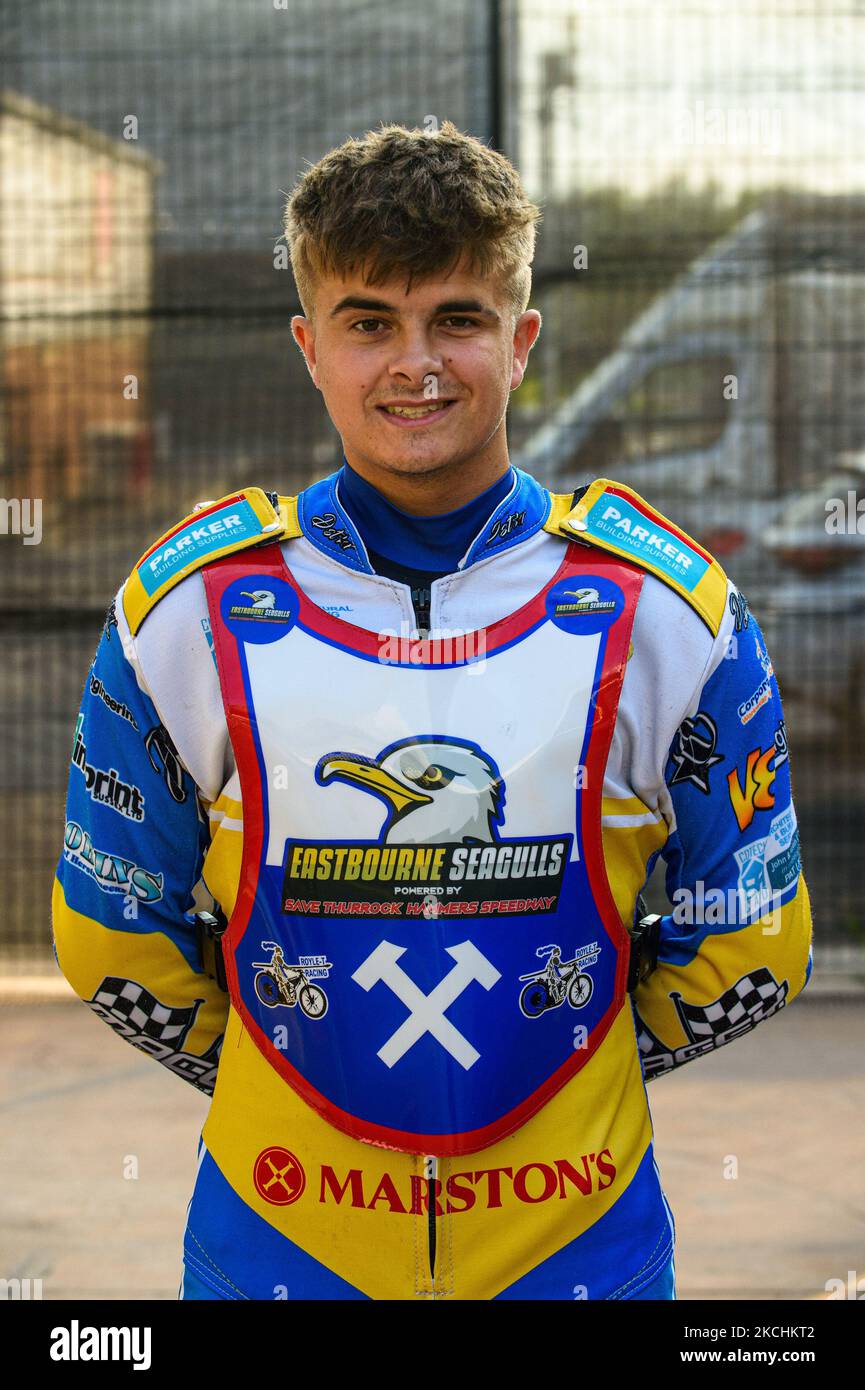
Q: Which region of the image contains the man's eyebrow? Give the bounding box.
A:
[329,295,500,322]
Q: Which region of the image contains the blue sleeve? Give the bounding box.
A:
[52,598,229,1094]
[633,594,813,1080]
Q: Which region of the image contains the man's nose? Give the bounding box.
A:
[386,329,443,381]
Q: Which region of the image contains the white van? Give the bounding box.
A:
[518,194,865,742]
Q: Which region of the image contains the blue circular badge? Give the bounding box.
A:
[221,575,298,644]
[546,576,624,635]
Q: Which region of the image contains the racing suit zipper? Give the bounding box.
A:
[411,581,432,636]
[414,589,435,1282]
[425,1154,438,1281]
[413,583,436,1284]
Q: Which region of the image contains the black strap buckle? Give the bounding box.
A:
[627,912,662,994]
[194,909,229,992]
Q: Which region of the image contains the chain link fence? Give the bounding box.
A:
[1,0,863,970]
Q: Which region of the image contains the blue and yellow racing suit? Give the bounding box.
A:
[52,466,812,1300]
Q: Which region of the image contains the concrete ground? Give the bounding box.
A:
[0,986,862,1300]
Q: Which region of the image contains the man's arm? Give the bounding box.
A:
[632,588,813,1081]
[52,593,230,1095]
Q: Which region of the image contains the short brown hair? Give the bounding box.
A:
[283,120,542,325]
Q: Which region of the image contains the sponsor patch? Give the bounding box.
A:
[517,942,599,1019]
[88,673,139,730]
[738,678,772,725]
[282,840,569,914]
[317,1150,617,1213]
[582,494,709,592]
[738,638,775,725]
[669,712,724,795]
[546,576,624,635]
[71,716,146,821]
[221,575,298,644]
[733,805,800,917]
[136,498,264,597]
[63,820,163,902]
[727,742,777,831]
[251,942,331,1019]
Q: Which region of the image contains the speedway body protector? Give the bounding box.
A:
[201,539,644,1156]
[53,463,813,1299]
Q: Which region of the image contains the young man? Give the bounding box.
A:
[53,121,812,1301]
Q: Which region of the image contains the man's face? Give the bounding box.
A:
[291,257,541,483]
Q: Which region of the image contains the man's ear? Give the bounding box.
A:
[511,309,543,391]
[291,314,319,386]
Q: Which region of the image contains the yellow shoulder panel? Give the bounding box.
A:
[543,477,728,636]
[543,491,579,535]
[123,488,302,635]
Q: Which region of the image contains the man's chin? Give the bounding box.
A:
[359,433,473,475]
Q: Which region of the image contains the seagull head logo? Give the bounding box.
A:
[315,736,506,845]
[561,587,599,606]
[240,589,276,611]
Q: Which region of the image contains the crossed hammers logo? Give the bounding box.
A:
[253,1147,306,1206]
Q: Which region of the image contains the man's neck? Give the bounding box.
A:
[336,457,517,574]
[340,452,512,515]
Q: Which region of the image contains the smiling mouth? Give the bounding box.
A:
[377,400,457,420]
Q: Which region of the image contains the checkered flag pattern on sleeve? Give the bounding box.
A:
[92,976,200,1048]
[672,966,788,1043]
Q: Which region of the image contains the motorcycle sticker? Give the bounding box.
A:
[517,942,600,1018]
[251,941,332,1020]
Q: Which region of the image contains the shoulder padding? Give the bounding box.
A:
[123,488,303,635]
[542,477,728,637]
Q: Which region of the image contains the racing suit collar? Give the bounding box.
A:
[296,463,553,576]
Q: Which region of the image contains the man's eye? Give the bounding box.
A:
[351,319,386,334]
[442,316,477,329]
